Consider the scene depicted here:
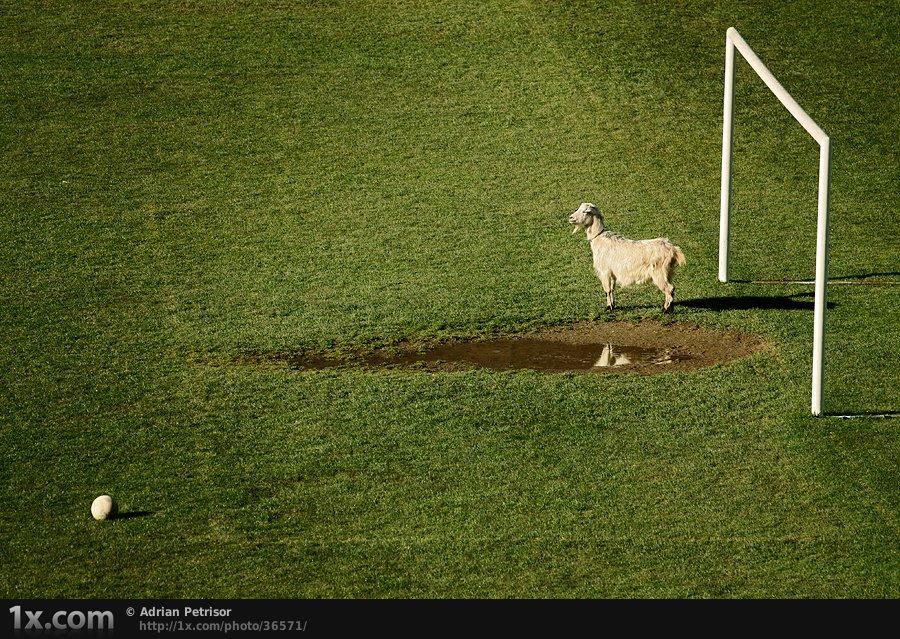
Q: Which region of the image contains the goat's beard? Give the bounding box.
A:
[571,225,581,235]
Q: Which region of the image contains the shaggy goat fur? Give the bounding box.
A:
[568,202,685,312]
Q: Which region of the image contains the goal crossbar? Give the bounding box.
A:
[718,27,832,417]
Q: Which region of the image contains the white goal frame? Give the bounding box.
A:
[718,27,832,417]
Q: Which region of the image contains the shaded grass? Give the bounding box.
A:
[0,0,897,597]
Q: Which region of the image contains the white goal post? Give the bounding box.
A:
[718,27,832,417]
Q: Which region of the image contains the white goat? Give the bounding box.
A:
[568,202,685,313]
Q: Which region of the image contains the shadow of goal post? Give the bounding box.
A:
[718,27,832,417]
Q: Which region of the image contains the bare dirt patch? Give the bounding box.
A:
[242,321,767,375]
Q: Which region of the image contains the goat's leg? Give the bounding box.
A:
[600,271,616,311]
[664,287,675,313]
[600,271,615,311]
[653,272,675,313]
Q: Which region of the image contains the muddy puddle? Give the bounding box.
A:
[244,321,766,375]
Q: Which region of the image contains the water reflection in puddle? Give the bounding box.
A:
[592,343,678,368]
[280,339,689,373]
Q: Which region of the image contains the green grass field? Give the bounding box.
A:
[1,0,897,597]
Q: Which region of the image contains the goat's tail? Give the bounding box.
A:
[672,246,686,267]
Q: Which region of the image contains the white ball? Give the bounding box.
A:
[91,495,117,521]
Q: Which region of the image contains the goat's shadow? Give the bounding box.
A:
[677,292,836,311]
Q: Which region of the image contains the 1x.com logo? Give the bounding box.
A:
[9,606,114,634]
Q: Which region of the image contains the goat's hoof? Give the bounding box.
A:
[606,305,614,312]
[663,305,673,314]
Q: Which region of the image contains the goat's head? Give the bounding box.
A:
[569,202,604,235]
